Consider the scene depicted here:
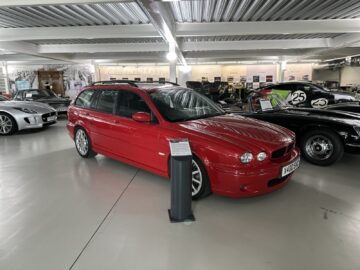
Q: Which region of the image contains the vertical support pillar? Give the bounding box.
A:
[169,62,176,83]
[168,42,177,83]
[280,60,287,82]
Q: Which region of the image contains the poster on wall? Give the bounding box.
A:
[159,77,165,83]
[15,80,30,90]
[253,82,260,89]
[266,75,273,82]
[147,78,153,83]
[134,77,141,82]
[246,82,253,89]
[201,77,208,82]
[253,76,260,82]
[110,77,116,80]
[227,76,234,82]
[302,75,309,81]
[240,76,247,83]
[259,74,266,82]
[214,77,221,82]
[122,77,128,80]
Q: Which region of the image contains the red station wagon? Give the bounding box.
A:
[67,81,300,199]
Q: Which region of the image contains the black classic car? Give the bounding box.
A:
[257,82,359,109]
[232,92,360,166]
[13,89,71,114]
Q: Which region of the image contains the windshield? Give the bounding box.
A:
[149,87,225,122]
[246,92,287,113]
[23,89,57,100]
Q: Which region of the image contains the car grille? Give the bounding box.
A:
[271,142,295,159]
[42,112,56,122]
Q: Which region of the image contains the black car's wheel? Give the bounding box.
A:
[191,157,211,200]
[75,127,97,158]
[301,129,344,166]
[0,112,17,135]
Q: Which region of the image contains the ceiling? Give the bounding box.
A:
[0,0,360,65]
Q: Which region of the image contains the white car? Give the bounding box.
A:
[0,99,57,135]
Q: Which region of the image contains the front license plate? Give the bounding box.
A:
[47,116,57,122]
[281,158,300,177]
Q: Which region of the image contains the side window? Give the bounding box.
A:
[116,91,151,118]
[75,90,95,109]
[96,90,118,114]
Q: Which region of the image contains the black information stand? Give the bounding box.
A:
[168,139,195,223]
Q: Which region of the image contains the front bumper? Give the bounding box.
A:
[209,148,300,198]
[17,112,57,130]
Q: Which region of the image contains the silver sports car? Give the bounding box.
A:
[0,100,57,135]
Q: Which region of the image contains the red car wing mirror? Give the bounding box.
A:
[132,112,151,122]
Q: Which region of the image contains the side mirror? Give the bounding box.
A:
[132,112,151,123]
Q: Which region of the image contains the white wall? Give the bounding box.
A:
[340,66,360,87]
[312,68,340,82]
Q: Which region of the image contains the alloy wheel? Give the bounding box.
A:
[0,115,13,135]
[192,160,203,197]
[75,129,89,156]
[305,135,334,161]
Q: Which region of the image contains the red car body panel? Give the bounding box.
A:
[67,85,300,198]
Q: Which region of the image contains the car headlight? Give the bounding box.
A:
[13,107,37,114]
[354,126,360,136]
[240,152,253,164]
[257,152,267,161]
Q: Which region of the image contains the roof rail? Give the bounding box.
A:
[137,81,179,86]
[91,80,138,87]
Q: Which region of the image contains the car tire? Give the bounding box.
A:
[191,156,212,200]
[300,129,344,166]
[74,127,97,158]
[0,112,17,135]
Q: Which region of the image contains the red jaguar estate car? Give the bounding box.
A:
[67,81,300,199]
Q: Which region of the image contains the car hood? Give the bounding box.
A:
[0,101,56,113]
[287,107,360,119]
[33,97,71,104]
[331,91,357,101]
[177,114,294,152]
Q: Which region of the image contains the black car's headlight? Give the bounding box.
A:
[13,107,38,114]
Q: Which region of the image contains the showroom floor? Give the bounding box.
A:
[0,120,359,270]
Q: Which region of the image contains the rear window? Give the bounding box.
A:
[75,90,95,108]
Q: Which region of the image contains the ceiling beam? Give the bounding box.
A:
[37,38,331,54]
[0,0,132,6]
[0,24,159,41]
[135,0,187,65]
[2,19,360,42]
[38,42,168,53]
[0,41,74,62]
[183,39,332,51]
[176,19,360,36]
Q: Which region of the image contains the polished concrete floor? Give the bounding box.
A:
[0,120,359,270]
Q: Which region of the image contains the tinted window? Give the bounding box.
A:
[75,90,95,108]
[149,88,225,122]
[116,91,151,118]
[96,90,117,114]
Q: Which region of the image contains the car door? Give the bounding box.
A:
[89,90,122,155]
[113,90,161,171]
[72,89,97,134]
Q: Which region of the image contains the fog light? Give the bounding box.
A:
[240,152,253,164]
[257,152,267,161]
